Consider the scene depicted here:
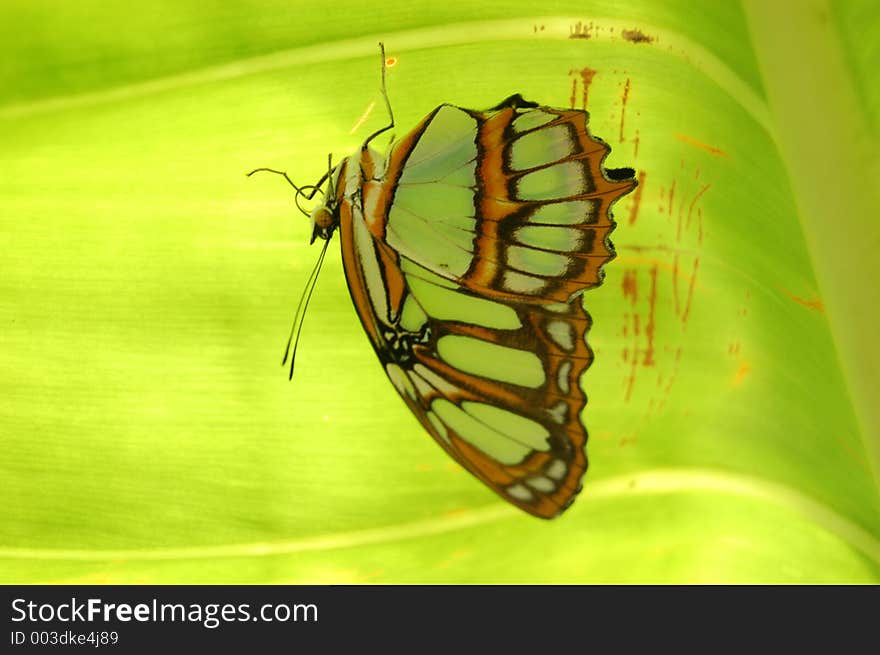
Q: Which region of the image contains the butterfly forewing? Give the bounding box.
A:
[335,95,635,518]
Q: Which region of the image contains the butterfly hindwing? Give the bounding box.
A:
[335,96,635,518]
[340,227,589,517]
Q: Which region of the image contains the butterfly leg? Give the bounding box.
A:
[246,167,301,191]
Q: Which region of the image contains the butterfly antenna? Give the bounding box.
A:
[363,43,395,147]
[281,237,331,380]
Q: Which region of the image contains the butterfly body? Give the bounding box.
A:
[301,92,636,518]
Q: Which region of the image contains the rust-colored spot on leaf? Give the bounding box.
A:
[686,183,711,231]
[781,288,825,313]
[619,78,631,142]
[621,28,654,44]
[732,361,751,386]
[624,313,641,402]
[627,171,646,225]
[643,265,658,367]
[622,268,638,302]
[568,67,597,110]
[674,133,728,157]
[681,257,700,328]
[569,21,593,39]
[672,253,681,316]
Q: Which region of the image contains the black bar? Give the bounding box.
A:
[2,585,875,651]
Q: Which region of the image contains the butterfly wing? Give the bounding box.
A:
[336,96,635,518]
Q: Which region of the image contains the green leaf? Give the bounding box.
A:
[1,0,877,583]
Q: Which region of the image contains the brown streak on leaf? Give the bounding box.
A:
[672,254,681,316]
[656,347,683,412]
[644,265,658,367]
[580,67,597,110]
[615,255,676,275]
[568,67,597,110]
[681,258,700,328]
[624,311,641,402]
[674,133,728,157]
[569,21,592,39]
[676,197,683,241]
[627,171,646,225]
[622,268,638,303]
[622,28,654,43]
[780,288,825,313]
[732,360,751,386]
[686,183,712,231]
[619,78,631,142]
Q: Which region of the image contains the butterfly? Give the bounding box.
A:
[251,45,636,518]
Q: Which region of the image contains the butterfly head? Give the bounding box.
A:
[246,164,340,244]
[303,155,344,244]
[309,202,337,244]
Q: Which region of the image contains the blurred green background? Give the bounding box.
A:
[2,0,878,583]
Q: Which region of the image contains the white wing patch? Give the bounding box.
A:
[545,459,568,481]
[506,245,572,277]
[509,123,576,171]
[436,335,546,388]
[352,212,389,320]
[431,398,537,465]
[501,270,547,295]
[526,476,556,493]
[515,160,590,200]
[426,410,450,443]
[511,110,558,133]
[546,319,576,352]
[529,199,599,225]
[386,363,417,401]
[460,401,550,450]
[557,360,573,394]
[407,269,521,330]
[412,363,460,397]
[514,225,584,252]
[506,484,534,501]
[547,400,569,425]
